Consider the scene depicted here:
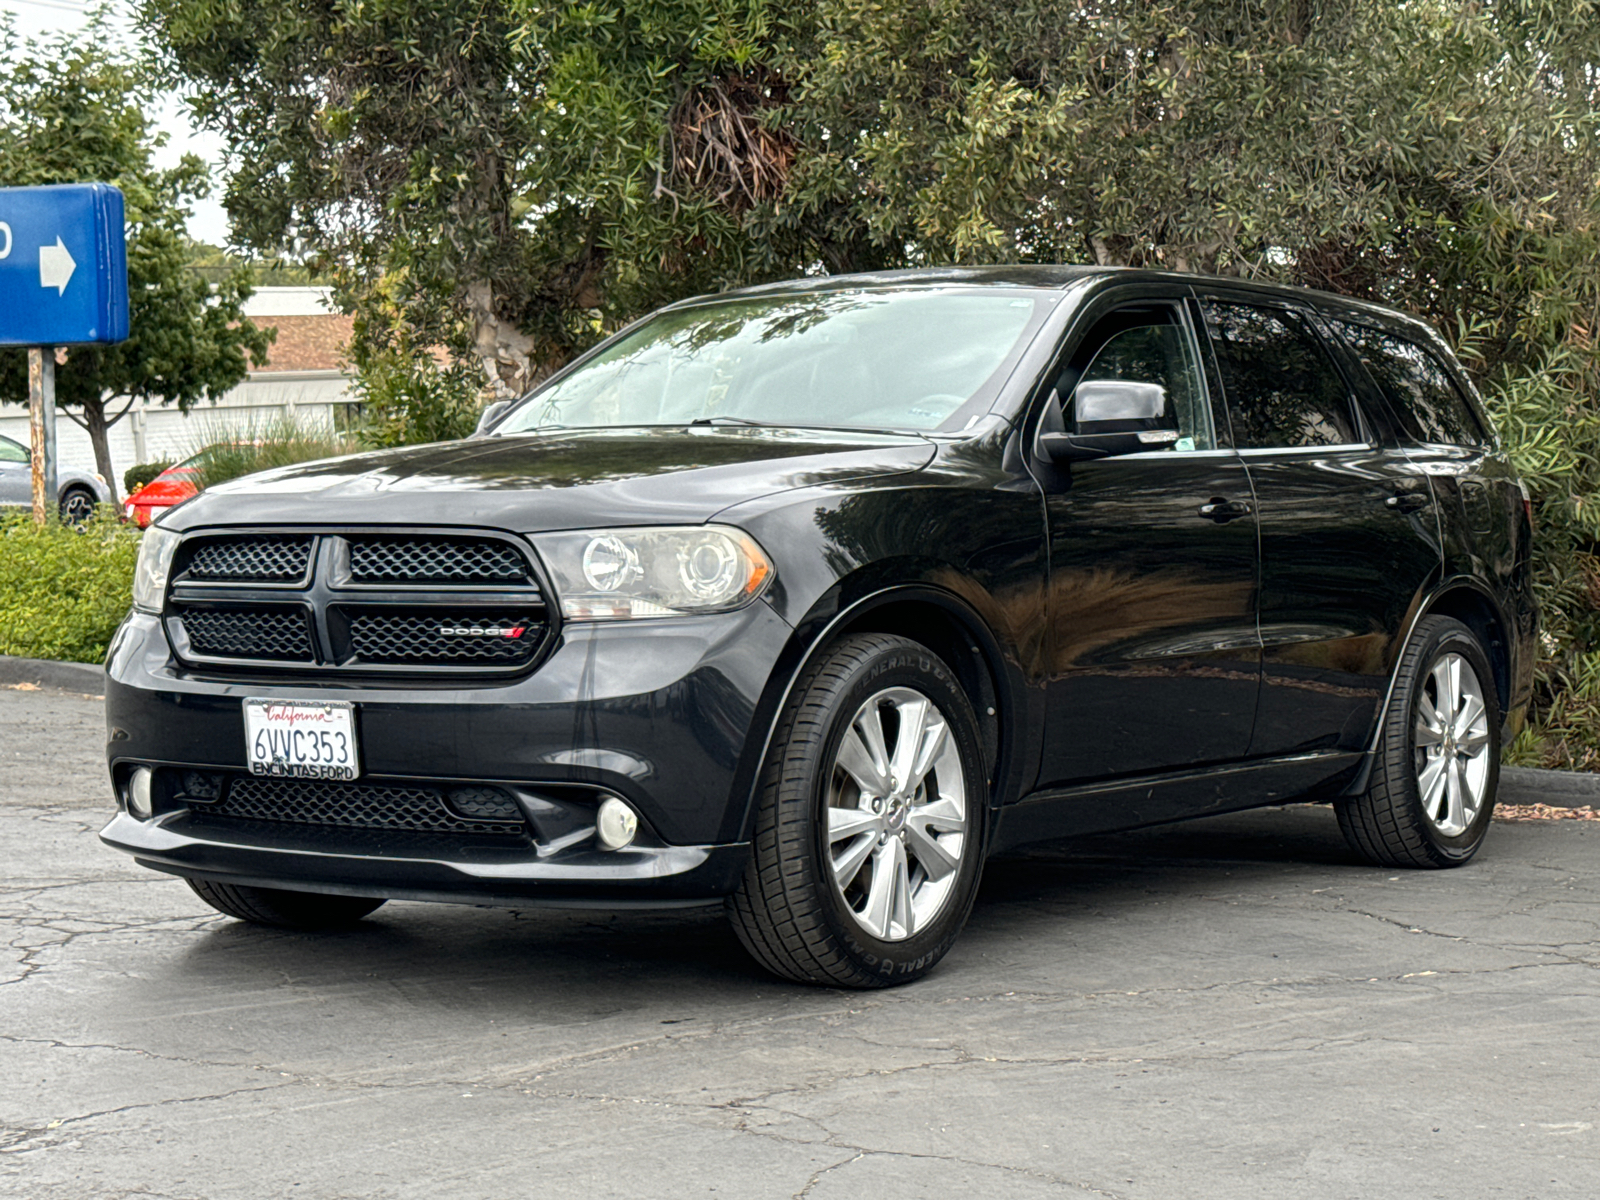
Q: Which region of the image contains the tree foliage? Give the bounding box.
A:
[145,0,1600,761]
[0,14,272,504]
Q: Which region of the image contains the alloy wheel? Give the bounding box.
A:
[825,686,968,941]
[1413,651,1492,837]
[59,489,95,524]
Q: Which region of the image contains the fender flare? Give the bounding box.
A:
[722,581,1029,846]
[1343,573,1516,796]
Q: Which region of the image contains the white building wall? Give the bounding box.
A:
[0,371,358,485]
[0,289,356,489]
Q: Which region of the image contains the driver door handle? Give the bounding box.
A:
[1385,491,1430,513]
[1198,498,1253,523]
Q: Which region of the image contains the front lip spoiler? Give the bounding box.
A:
[101,812,750,908]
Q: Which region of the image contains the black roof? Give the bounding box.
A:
[699,264,1443,347]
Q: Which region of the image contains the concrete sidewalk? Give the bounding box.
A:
[3,687,1597,1198]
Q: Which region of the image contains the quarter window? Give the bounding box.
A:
[1330,320,1486,446]
[1203,303,1359,449]
[0,436,29,464]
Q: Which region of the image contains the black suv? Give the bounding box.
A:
[103,267,1537,986]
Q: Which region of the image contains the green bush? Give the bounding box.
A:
[124,460,173,493]
[0,511,140,664]
[183,417,358,489]
[1480,339,1600,771]
[352,348,484,449]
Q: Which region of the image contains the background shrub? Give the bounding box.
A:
[0,512,140,664]
[183,417,359,489]
[124,460,173,493]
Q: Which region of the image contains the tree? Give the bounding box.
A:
[145,0,1600,757]
[0,15,272,504]
[140,0,820,400]
[776,0,1600,764]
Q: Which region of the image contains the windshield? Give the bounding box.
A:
[496,287,1057,435]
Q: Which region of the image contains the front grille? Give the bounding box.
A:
[215,776,528,837]
[348,536,530,584]
[187,536,312,582]
[166,528,551,676]
[345,610,545,665]
[178,606,314,661]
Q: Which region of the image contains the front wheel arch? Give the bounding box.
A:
[724,582,1025,847]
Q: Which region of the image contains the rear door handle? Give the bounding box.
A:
[1385,492,1430,513]
[1198,498,1253,523]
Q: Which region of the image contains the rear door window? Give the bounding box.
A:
[1202,302,1360,449]
[1329,320,1486,447]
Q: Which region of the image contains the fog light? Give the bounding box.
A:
[128,767,154,819]
[595,796,639,850]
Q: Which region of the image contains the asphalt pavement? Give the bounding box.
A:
[3,682,1598,1199]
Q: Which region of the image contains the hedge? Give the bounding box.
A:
[0,512,141,664]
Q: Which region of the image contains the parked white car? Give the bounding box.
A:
[0,433,112,522]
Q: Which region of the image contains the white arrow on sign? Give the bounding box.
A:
[38,237,76,295]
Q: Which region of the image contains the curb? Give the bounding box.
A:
[1500,766,1600,809]
[0,654,106,695]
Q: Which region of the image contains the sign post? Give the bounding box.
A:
[28,349,56,524]
[0,183,129,522]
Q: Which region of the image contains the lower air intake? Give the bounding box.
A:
[215,776,527,837]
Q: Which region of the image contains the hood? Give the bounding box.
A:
[162,426,936,533]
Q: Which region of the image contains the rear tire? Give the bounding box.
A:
[187,878,386,929]
[1336,615,1500,868]
[727,633,987,987]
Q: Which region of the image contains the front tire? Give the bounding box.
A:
[1336,615,1500,868]
[187,878,386,929]
[727,633,987,987]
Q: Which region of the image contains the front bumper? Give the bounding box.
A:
[102,601,794,903]
[102,810,749,907]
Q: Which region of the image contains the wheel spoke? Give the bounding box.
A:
[889,837,914,937]
[1414,711,1445,747]
[1445,758,1468,831]
[1430,659,1458,722]
[838,724,891,797]
[855,706,893,789]
[1417,693,1442,732]
[1417,756,1448,821]
[916,794,967,832]
[907,715,950,795]
[1454,692,1485,739]
[903,816,960,882]
[860,838,902,939]
[1459,730,1491,753]
[828,804,881,844]
[888,695,931,795]
[831,831,876,892]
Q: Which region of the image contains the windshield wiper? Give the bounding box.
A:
[689,416,778,428]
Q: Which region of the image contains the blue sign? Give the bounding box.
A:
[0,183,129,348]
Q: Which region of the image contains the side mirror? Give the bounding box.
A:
[471,399,512,438]
[1074,379,1166,428]
[1038,379,1178,463]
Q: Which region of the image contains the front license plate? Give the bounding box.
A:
[243,699,360,780]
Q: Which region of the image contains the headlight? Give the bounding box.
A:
[534,525,773,620]
[131,526,180,614]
